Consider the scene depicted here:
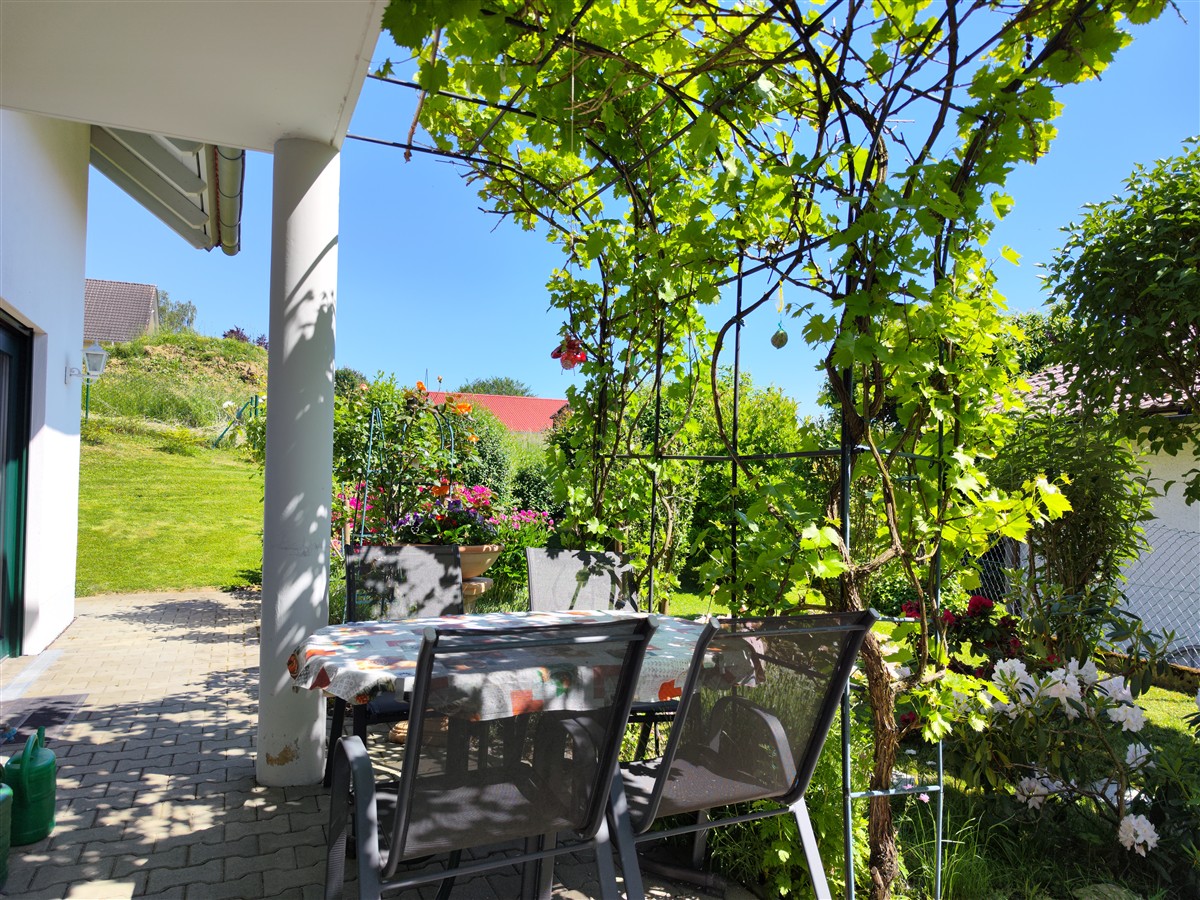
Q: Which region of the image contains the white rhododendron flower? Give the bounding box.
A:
[1067,658,1100,686]
[1043,668,1082,718]
[1015,777,1049,809]
[1125,743,1154,770]
[1098,677,1134,705]
[1108,704,1147,733]
[1118,814,1158,857]
[992,659,1037,710]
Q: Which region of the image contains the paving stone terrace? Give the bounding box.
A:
[0,591,757,899]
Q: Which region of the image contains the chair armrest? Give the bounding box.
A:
[706,695,797,793]
[326,736,383,899]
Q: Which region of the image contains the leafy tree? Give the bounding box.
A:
[334,366,368,398]
[1045,140,1200,501]
[1009,309,1075,375]
[386,2,1164,894]
[989,402,1154,613]
[457,376,533,396]
[460,406,513,502]
[155,289,196,334]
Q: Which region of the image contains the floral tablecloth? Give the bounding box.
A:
[287,609,710,721]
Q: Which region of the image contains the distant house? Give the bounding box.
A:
[84,278,159,343]
[427,392,568,437]
[1019,365,1200,665]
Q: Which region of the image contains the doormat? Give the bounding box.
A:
[0,694,88,746]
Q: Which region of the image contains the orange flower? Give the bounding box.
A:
[416,380,426,392]
[467,433,479,443]
[431,482,451,498]
[454,401,472,415]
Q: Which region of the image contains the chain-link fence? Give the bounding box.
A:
[1121,520,1200,667]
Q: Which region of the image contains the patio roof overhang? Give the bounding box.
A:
[1,0,384,253]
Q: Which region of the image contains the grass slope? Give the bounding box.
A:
[77,425,263,595]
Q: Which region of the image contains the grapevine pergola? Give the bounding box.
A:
[346,2,1164,896]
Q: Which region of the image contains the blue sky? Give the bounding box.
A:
[85,8,1200,414]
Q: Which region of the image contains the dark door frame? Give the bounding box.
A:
[0,310,31,659]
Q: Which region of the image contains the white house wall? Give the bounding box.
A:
[0,109,90,653]
[1121,444,1200,655]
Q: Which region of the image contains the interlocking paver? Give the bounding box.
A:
[2,590,760,899]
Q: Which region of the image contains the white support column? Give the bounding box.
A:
[256,139,339,786]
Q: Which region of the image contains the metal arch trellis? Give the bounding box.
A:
[633,246,946,899]
[351,404,456,548]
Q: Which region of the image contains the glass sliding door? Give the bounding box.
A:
[0,313,31,658]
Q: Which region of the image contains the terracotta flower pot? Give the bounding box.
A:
[459,543,504,579]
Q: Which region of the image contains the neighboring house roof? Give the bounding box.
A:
[427,392,568,433]
[84,278,159,343]
[1021,364,1196,417]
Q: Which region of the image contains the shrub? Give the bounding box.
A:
[223,326,250,342]
[484,509,555,607]
[460,408,512,503]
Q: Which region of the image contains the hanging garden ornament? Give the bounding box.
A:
[550,334,588,370]
[771,282,788,349]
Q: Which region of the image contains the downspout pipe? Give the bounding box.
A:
[215,146,245,256]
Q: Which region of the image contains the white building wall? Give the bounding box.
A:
[0,110,90,653]
[1122,443,1200,658]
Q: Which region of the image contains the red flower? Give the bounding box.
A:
[899,711,918,729]
[940,609,957,627]
[967,595,994,617]
[901,601,921,619]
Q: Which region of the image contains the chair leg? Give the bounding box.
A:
[792,797,832,900]
[606,772,645,900]
[634,718,652,759]
[690,808,709,869]
[324,698,348,788]
[593,814,625,900]
[434,852,461,900]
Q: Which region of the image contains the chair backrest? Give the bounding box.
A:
[344,544,463,622]
[525,547,638,611]
[633,610,875,831]
[384,615,657,876]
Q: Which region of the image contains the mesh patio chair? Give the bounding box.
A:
[323,543,464,786]
[525,547,672,756]
[610,610,876,899]
[325,616,658,900]
[525,547,639,612]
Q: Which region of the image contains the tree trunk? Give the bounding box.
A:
[861,632,900,900]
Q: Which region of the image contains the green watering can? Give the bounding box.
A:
[2,727,56,845]
[0,776,11,889]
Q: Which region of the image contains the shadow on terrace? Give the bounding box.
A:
[0,590,729,899]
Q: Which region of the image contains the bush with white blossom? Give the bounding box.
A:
[956,652,1164,861]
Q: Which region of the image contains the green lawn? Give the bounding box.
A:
[76,423,264,594]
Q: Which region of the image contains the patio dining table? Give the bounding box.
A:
[288,609,720,722]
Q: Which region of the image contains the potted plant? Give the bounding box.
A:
[393,482,504,579]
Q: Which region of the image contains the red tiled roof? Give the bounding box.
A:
[427,392,568,432]
[84,278,158,343]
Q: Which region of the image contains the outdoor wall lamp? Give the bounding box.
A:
[65,341,109,385]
